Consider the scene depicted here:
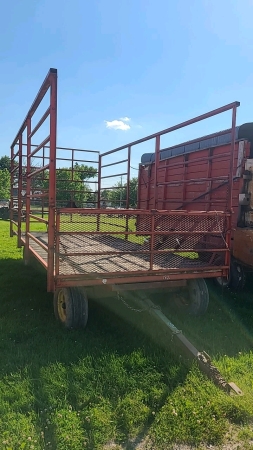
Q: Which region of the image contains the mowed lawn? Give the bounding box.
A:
[0,219,253,449]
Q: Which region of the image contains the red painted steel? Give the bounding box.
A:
[47,70,57,291]
[25,117,32,264]
[137,105,253,271]
[55,271,226,288]
[10,68,58,291]
[10,144,15,238]
[10,69,236,292]
[138,140,249,225]
[18,135,22,247]
[101,102,240,156]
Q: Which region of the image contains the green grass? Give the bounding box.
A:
[0,219,253,449]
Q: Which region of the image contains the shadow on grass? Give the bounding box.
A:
[0,258,188,448]
[148,275,253,358]
[1,254,253,448]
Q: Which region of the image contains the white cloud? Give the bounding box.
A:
[105,119,130,131]
[120,116,131,122]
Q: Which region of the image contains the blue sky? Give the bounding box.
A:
[1,0,253,184]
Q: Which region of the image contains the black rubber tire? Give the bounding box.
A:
[186,278,209,316]
[54,287,88,329]
[215,260,246,291]
[228,261,246,290]
[174,278,209,316]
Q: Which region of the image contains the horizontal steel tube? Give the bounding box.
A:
[27,164,49,178]
[29,214,48,224]
[29,136,50,158]
[28,107,50,139]
[101,159,128,168]
[55,269,228,287]
[27,232,48,251]
[57,249,227,257]
[101,172,127,179]
[101,102,240,156]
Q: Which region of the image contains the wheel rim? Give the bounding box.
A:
[216,276,229,287]
[57,290,67,322]
[173,290,190,309]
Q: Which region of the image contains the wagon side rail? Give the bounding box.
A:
[54,208,231,289]
[10,68,57,291]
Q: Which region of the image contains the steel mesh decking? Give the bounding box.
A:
[51,209,230,279]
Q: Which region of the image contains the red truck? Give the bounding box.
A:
[138,123,253,289]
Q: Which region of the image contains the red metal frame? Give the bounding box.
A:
[53,207,230,289]
[10,68,58,291]
[10,68,236,292]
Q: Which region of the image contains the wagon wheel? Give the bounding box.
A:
[174,278,209,316]
[215,259,246,290]
[54,287,88,329]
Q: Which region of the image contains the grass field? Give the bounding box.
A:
[0,219,253,449]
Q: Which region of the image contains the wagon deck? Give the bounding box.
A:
[25,231,216,276]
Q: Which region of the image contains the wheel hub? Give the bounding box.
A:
[58,290,67,322]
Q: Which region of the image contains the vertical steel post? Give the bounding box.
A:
[137,164,141,210]
[163,160,169,210]
[228,106,237,212]
[182,154,188,210]
[126,146,131,209]
[225,105,237,273]
[125,146,131,240]
[153,135,160,209]
[10,145,14,237]
[17,135,23,247]
[55,211,60,277]
[42,146,45,218]
[47,71,57,292]
[71,148,74,207]
[25,119,31,264]
[150,213,155,270]
[97,154,101,209]
[96,154,102,231]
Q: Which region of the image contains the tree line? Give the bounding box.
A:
[101,177,138,208]
[0,156,138,208]
[0,156,11,199]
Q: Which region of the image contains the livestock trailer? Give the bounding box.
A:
[10,68,239,329]
[138,122,253,289]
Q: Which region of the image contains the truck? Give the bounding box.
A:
[138,122,253,289]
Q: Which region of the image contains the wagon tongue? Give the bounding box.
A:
[118,291,243,396]
[197,351,243,395]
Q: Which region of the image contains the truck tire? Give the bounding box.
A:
[54,287,88,329]
[215,260,246,290]
[186,278,209,315]
[174,278,209,316]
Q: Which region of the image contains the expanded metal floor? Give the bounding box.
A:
[27,232,212,276]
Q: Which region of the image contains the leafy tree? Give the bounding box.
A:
[73,163,97,181]
[128,177,138,208]
[0,156,11,173]
[0,169,11,199]
[43,167,94,206]
[106,177,138,208]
